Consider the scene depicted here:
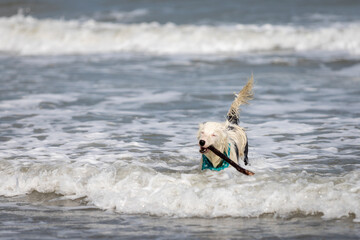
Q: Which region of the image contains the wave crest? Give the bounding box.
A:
[1,14,360,56]
[1,161,359,221]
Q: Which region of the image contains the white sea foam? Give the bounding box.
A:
[0,160,359,221]
[1,14,360,56]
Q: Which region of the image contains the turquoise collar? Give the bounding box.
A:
[201,144,230,171]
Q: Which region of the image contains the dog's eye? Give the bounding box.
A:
[211,134,216,137]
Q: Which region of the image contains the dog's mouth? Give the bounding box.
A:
[199,147,208,154]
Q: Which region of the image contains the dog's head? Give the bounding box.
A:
[197,122,227,154]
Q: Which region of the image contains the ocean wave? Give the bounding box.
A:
[0,161,359,221]
[0,14,360,56]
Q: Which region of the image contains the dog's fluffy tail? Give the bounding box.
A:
[227,75,254,125]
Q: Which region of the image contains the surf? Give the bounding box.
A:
[1,13,360,56]
[1,160,359,221]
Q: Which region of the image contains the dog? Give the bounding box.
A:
[197,75,253,171]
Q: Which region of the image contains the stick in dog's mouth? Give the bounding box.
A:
[206,145,255,176]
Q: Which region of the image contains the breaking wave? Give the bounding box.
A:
[1,13,360,56]
[0,160,359,221]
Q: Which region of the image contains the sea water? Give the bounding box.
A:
[0,0,359,239]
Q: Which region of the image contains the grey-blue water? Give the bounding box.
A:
[0,0,360,239]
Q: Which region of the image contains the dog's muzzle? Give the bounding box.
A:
[199,140,208,153]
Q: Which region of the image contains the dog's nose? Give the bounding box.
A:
[199,140,205,146]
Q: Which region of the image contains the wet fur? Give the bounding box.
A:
[197,75,254,168]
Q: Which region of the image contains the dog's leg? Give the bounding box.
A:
[244,140,249,165]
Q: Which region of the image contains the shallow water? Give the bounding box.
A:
[1,195,359,240]
[0,0,360,239]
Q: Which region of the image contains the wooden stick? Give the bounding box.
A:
[207,145,255,176]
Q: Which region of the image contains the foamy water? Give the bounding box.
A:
[1,160,359,220]
[1,1,360,239]
[1,13,360,57]
[0,62,359,221]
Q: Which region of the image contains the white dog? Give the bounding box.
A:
[197,76,254,171]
